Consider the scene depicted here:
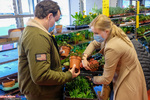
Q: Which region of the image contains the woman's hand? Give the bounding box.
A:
[82,59,91,70]
[69,64,80,78]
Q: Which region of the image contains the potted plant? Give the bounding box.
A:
[60,41,73,57]
[66,11,89,30]
[120,27,127,33]
[88,58,99,72]
[65,76,97,99]
[126,27,132,34]
[137,27,143,36]
[69,50,82,72]
[139,15,145,24]
[143,36,150,52]
[55,19,63,33]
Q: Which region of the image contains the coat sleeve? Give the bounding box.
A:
[93,48,121,85]
[84,40,101,56]
[24,34,72,86]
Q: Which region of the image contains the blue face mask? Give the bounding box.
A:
[94,34,105,43]
[48,24,55,33]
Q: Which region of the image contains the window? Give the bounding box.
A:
[21,0,37,14]
[54,0,70,26]
[21,0,30,14]
[0,0,14,15]
[145,0,150,7]
[123,0,130,8]
[0,19,17,37]
[123,0,136,8]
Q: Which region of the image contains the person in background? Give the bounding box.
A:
[18,0,80,100]
[82,14,148,100]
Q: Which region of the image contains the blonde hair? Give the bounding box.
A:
[90,14,132,47]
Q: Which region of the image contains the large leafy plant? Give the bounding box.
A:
[71,11,91,26]
[59,41,73,49]
[69,50,82,58]
[65,76,95,99]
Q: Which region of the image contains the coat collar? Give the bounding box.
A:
[26,18,52,36]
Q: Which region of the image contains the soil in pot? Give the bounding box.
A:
[60,46,71,57]
[70,56,82,72]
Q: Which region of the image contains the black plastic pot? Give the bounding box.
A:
[66,25,89,30]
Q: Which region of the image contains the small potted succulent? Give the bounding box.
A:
[69,50,82,72]
[60,41,73,57]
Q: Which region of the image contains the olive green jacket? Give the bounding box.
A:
[18,19,72,100]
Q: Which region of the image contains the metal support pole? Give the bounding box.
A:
[79,0,84,14]
[17,0,24,28]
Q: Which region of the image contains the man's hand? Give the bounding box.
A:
[69,64,80,78]
[59,50,63,54]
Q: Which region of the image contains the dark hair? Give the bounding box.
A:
[34,0,61,19]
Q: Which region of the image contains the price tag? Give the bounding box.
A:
[102,0,109,17]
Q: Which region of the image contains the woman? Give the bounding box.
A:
[82,14,148,100]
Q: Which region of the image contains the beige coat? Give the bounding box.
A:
[84,35,148,100]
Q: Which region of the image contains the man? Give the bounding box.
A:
[18,0,80,100]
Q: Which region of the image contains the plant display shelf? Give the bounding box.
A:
[55,28,90,36]
[139,12,150,15]
[72,40,91,46]
[137,32,150,39]
[110,14,136,20]
[119,22,135,27]
[0,58,18,65]
[0,40,18,45]
[139,22,150,26]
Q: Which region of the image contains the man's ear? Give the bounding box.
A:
[47,13,53,20]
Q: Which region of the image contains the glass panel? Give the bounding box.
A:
[0,18,17,37]
[145,0,150,7]
[34,0,37,7]
[54,0,70,26]
[23,17,34,27]
[123,0,130,8]
[21,0,30,14]
[0,0,14,15]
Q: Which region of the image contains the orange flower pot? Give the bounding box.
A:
[55,25,62,33]
[126,31,131,34]
[60,46,71,57]
[89,60,99,72]
[69,56,82,72]
[2,79,15,87]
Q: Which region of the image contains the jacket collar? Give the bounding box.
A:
[26,18,52,36]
